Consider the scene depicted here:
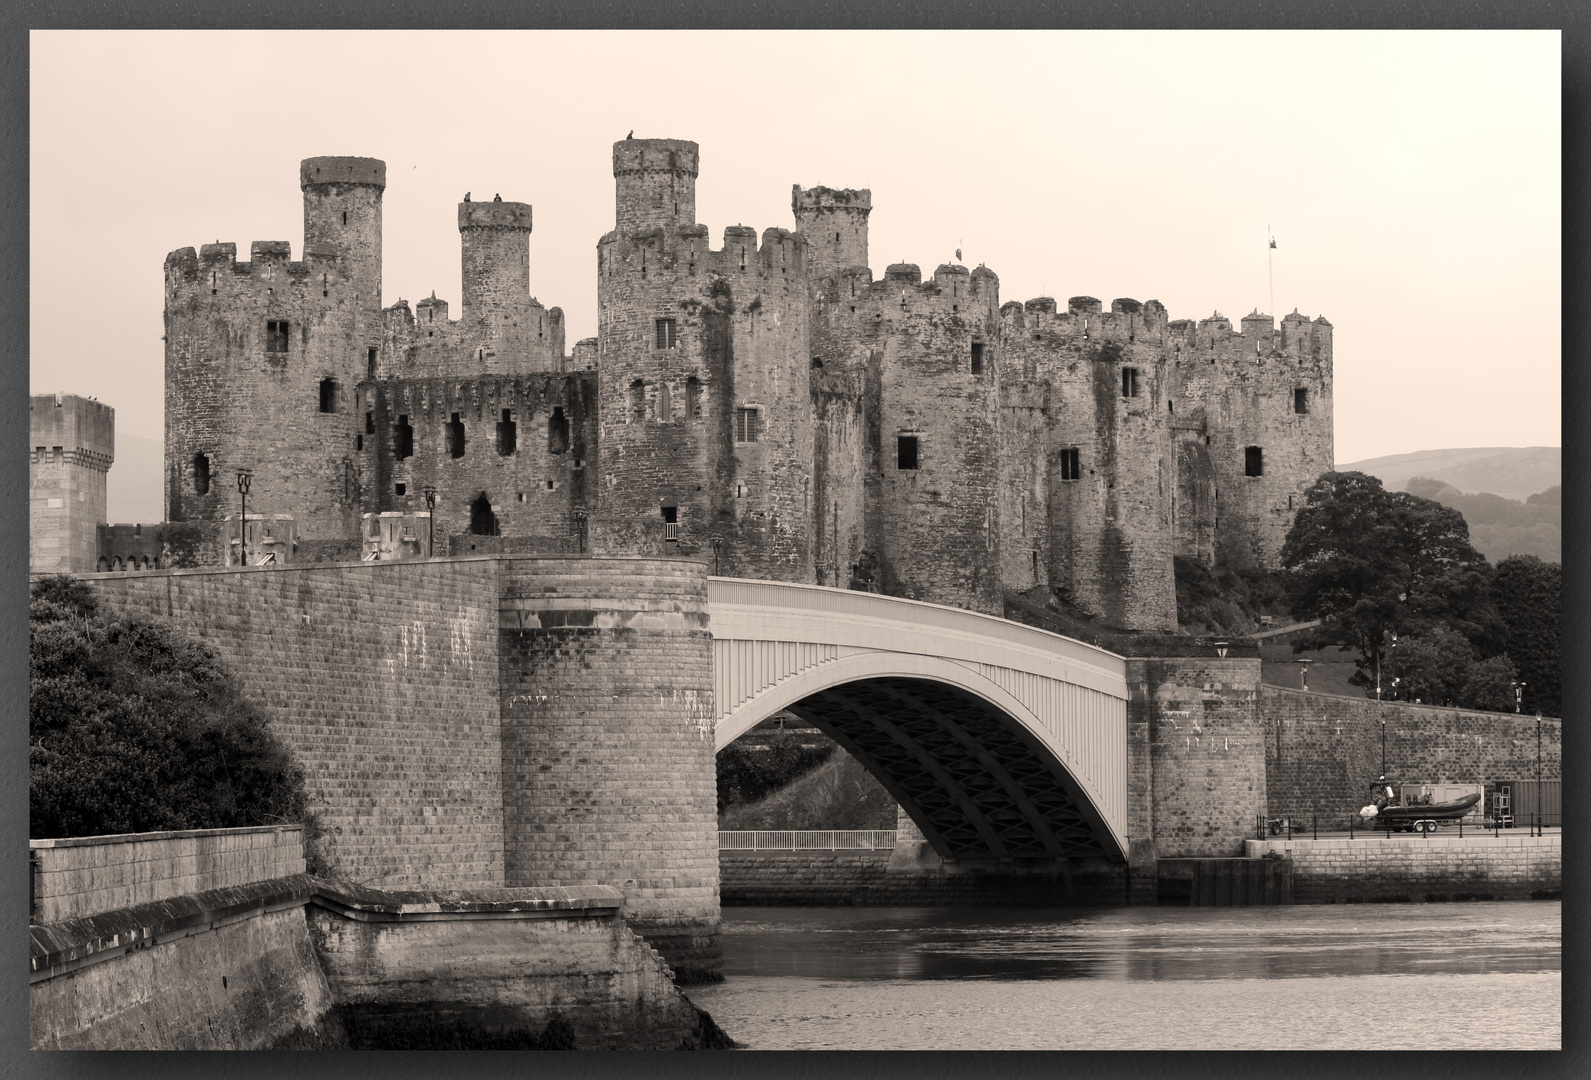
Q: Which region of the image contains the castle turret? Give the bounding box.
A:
[30,394,114,573]
[301,156,386,311]
[459,199,532,320]
[612,138,698,235]
[792,185,871,279]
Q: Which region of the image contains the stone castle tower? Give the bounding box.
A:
[150,138,1334,631]
[29,394,114,573]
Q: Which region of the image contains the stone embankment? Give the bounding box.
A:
[29,827,730,1051]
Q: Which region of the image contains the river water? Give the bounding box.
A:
[688,902,1560,1050]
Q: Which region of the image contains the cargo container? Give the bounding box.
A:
[1493,780,1561,828]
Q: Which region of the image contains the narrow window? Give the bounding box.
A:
[319,377,339,413]
[497,408,517,455]
[368,348,377,378]
[811,357,824,369]
[322,273,328,297]
[1122,366,1140,397]
[630,380,647,421]
[395,415,414,459]
[1245,446,1264,477]
[1294,388,1309,414]
[342,210,347,226]
[686,377,702,420]
[1060,447,1081,481]
[658,382,673,423]
[366,411,375,435]
[193,454,211,495]
[469,493,498,536]
[970,342,986,375]
[548,406,570,453]
[395,482,406,496]
[447,413,466,458]
[735,407,762,443]
[266,320,289,353]
[897,435,919,470]
[655,317,677,349]
[356,434,363,451]
[662,504,680,541]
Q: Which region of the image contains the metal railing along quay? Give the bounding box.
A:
[1256,813,1563,841]
[718,830,898,851]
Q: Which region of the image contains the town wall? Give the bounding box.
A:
[1260,687,1562,824]
[1244,834,1561,903]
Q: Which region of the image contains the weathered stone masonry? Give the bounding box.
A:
[83,555,722,978]
[157,139,1333,632]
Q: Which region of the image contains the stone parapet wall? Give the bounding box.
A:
[1261,687,1561,823]
[1244,834,1561,903]
[30,826,304,925]
[82,559,507,888]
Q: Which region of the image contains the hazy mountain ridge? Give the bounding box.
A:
[1340,446,1560,501]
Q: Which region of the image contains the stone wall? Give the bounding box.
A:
[498,557,721,980]
[83,560,507,888]
[31,826,305,924]
[719,849,1127,906]
[1244,834,1561,903]
[1261,687,1561,824]
[1126,655,1268,857]
[29,394,114,574]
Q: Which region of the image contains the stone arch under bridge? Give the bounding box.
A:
[708,579,1130,862]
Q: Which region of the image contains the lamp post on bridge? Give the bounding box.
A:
[236,469,253,568]
[422,486,437,557]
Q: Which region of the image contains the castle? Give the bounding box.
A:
[77,138,1333,631]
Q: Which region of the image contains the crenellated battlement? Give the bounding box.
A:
[300,156,386,190]
[597,221,809,281]
[459,200,532,232]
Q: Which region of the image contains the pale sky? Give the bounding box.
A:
[31,30,1560,465]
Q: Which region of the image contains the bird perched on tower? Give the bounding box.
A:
[464,192,471,202]
[494,194,501,202]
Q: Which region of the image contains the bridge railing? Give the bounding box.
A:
[718,830,897,851]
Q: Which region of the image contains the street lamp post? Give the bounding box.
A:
[422,487,437,557]
[1513,681,1526,714]
[1380,719,1387,777]
[236,470,252,567]
[1536,711,1543,832]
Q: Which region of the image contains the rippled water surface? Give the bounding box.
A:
[688,902,1560,1050]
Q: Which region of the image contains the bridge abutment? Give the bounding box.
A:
[498,557,722,981]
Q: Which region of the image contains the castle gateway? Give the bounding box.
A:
[159,139,1332,629]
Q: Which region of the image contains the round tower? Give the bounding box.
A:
[612,138,698,235]
[300,156,385,310]
[459,199,532,317]
[792,185,871,279]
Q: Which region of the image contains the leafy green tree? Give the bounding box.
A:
[1282,472,1505,696]
[716,728,836,816]
[1492,554,1561,716]
[1381,625,1517,709]
[30,575,308,839]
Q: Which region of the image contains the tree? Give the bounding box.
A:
[1492,554,1561,716]
[1380,625,1517,710]
[1282,472,1506,697]
[30,575,309,839]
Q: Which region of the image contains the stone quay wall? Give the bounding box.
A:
[1260,687,1561,825]
[1244,834,1561,903]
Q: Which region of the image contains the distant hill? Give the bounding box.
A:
[106,432,164,525]
[1339,446,1559,500]
[1405,477,1560,564]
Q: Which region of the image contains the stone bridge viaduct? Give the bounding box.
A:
[81,552,1544,978]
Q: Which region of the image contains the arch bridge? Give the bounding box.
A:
[709,579,1129,862]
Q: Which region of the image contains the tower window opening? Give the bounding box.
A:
[367,348,377,378]
[322,274,328,297]
[897,435,920,470]
[319,378,339,413]
[447,413,467,458]
[630,380,647,421]
[342,211,347,225]
[655,317,677,349]
[1060,447,1081,481]
[658,382,673,423]
[193,454,210,495]
[366,411,375,434]
[836,232,840,242]
[497,408,518,456]
[811,357,823,369]
[735,407,762,444]
[395,415,414,459]
[1122,366,1141,397]
[548,406,570,453]
[469,493,499,536]
[686,378,702,421]
[1294,388,1309,414]
[661,505,678,524]
[395,482,406,496]
[970,342,986,374]
[266,320,289,353]
[1169,400,1174,413]
[1245,446,1264,477]
[356,434,363,451]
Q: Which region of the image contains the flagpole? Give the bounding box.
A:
[1268,225,1275,318]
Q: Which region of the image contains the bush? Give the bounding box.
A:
[716,729,835,815]
[30,575,309,839]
